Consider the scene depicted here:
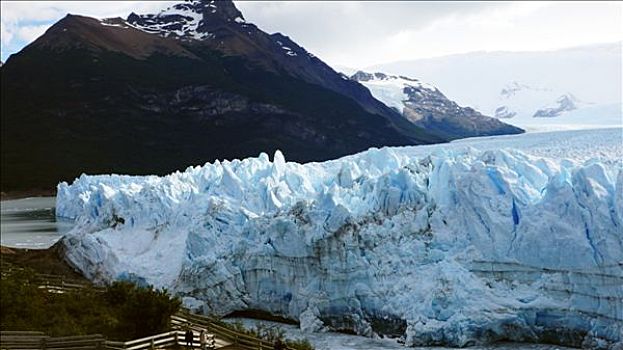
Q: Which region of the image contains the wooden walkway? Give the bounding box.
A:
[0,267,296,350]
[171,312,294,350]
[0,312,283,350]
[0,329,231,350]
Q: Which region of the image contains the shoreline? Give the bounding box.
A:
[0,243,85,280]
[1,189,56,201]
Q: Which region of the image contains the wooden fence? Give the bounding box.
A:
[0,330,229,350]
[0,264,93,294]
[0,314,287,350]
[0,332,106,350]
[173,311,298,350]
[1,267,305,350]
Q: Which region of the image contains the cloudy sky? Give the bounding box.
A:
[1,1,621,67]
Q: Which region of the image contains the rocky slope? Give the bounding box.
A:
[351,71,524,139]
[495,81,582,119]
[1,0,441,192]
[367,43,622,131]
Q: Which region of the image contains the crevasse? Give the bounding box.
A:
[57,138,623,348]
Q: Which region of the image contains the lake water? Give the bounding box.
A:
[0,197,74,249]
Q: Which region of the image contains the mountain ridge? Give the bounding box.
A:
[365,42,622,131]
[350,70,524,139]
[1,0,444,192]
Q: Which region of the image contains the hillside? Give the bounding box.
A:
[1,0,442,192]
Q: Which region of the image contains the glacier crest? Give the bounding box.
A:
[57,146,623,348]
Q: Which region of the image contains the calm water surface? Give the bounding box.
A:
[0,197,74,249]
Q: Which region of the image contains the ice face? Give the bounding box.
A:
[57,129,623,348]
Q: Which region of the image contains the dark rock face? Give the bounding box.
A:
[351,71,524,140]
[124,0,417,128]
[1,1,444,192]
[495,106,517,119]
[401,84,524,139]
[533,94,578,118]
[127,0,245,38]
[350,71,390,82]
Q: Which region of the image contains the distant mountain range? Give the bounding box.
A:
[495,82,578,118]
[1,0,445,192]
[350,71,523,139]
[365,42,622,131]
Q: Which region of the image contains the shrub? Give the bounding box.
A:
[0,270,181,340]
[103,281,181,339]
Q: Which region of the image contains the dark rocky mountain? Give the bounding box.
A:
[1,0,443,192]
[351,71,524,139]
[533,94,578,118]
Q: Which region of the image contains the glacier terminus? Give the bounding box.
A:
[56,128,623,349]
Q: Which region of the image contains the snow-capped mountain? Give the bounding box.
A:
[120,1,306,59]
[351,71,523,139]
[367,43,622,131]
[125,1,238,40]
[533,94,579,118]
[57,128,623,348]
[493,81,582,119]
[112,0,410,120]
[1,0,441,192]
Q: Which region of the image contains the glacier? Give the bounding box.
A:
[57,128,623,348]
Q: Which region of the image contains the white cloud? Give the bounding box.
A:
[16,24,49,43]
[238,1,623,67]
[1,24,14,48]
[1,1,621,66]
[1,1,177,60]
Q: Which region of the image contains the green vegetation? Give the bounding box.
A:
[0,252,312,348]
[0,268,181,340]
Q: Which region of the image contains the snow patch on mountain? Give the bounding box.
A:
[126,4,204,39]
[494,81,582,119]
[349,72,437,113]
[351,71,524,139]
[118,1,315,62]
[367,43,622,131]
[57,128,622,348]
[491,81,620,131]
[121,0,247,41]
[533,94,579,118]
